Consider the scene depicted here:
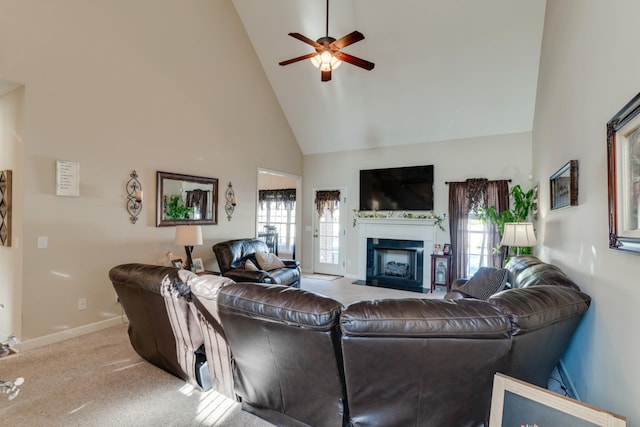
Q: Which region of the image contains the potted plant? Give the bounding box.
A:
[164,195,193,220]
[477,184,536,255]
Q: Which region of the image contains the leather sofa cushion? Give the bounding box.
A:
[341,298,511,339]
[267,267,300,286]
[515,263,579,290]
[457,267,508,300]
[218,282,343,329]
[488,285,591,334]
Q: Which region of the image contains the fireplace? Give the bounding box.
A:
[366,238,424,291]
[357,217,436,293]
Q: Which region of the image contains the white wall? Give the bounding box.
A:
[533,0,640,422]
[0,0,302,342]
[302,132,532,276]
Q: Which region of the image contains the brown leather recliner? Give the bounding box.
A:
[217,282,347,427]
[213,238,301,287]
[341,298,513,427]
[109,264,236,398]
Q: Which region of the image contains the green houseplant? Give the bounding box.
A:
[164,195,193,220]
[477,184,536,255]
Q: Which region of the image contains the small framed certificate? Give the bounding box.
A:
[56,160,80,197]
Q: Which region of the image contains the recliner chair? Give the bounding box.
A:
[212,238,301,287]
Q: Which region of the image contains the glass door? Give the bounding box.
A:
[313,189,346,276]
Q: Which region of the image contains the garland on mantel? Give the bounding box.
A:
[352,209,445,231]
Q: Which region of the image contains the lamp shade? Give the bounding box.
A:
[174,225,203,246]
[500,222,538,247]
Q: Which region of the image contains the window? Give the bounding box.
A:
[258,200,296,254]
[466,213,491,277]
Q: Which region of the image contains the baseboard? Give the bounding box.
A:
[557,359,580,401]
[17,315,129,352]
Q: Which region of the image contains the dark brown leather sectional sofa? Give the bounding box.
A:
[109,255,591,427]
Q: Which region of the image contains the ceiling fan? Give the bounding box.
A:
[279,0,375,82]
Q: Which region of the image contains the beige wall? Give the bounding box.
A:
[302,132,533,276]
[0,0,301,343]
[533,0,640,422]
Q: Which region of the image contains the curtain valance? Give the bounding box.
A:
[315,190,341,216]
[258,188,296,209]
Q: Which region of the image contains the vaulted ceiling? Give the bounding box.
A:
[232,0,546,155]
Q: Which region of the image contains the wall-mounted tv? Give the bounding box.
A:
[359,165,434,211]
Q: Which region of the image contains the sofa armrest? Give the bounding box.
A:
[282,259,300,269]
[222,269,272,283]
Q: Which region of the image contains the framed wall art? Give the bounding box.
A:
[0,170,12,247]
[607,91,640,254]
[550,160,578,210]
[489,373,626,427]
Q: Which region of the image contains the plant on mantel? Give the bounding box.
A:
[352,209,445,231]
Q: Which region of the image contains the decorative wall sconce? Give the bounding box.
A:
[126,170,143,224]
[225,182,237,221]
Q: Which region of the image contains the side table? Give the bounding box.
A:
[430,254,452,293]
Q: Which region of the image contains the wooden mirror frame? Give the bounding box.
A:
[607,91,640,254]
[156,171,219,227]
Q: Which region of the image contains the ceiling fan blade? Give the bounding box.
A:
[321,69,332,82]
[334,51,375,70]
[279,52,318,66]
[332,31,365,49]
[288,32,322,49]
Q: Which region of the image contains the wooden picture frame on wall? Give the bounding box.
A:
[607,91,640,254]
[0,170,12,247]
[489,373,626,427]
[550,160,578,210]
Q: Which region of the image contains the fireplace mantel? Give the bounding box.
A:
[357,218,436,290]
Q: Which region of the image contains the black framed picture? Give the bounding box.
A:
[443,243,451,255]
[550,160,578,210]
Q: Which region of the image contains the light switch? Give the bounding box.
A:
[37,236,48,249]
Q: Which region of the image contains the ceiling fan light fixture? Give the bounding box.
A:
[310,51,342,71]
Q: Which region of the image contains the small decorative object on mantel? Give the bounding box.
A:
[125,170,143,224]
[352,209,445,231]
[225,182,237,221]
[0,170,12,246]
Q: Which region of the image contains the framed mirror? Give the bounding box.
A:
[156,171,218,227]
[607,91,640,254]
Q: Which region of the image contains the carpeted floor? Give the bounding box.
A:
[0,322,273,427]
[303,273,341,281]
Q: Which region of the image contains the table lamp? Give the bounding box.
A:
[174,225,203,270]
[500,222,537,256]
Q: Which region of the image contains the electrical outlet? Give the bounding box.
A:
[78,298,87,311]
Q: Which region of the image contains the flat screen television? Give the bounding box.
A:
[359,165,434,211]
